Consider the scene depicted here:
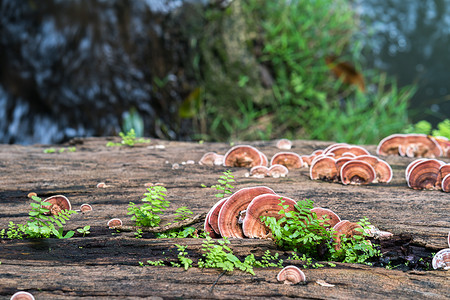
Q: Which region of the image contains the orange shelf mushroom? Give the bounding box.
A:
[277,265,306,285]
[223,145,264,168]
[432,248,450,270]
[340,160,376,185]
[217,186,275,238]
[377,134,443,158]
[270,152,304,169]
[242,194,297,239]
[43,195,72,215]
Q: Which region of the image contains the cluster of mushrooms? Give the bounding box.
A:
[199,142,394,186]
[307,144,392,185]
[406,158,450,192]
[204,185,391,249]
[33,194,92,215]
[432,231,450,270]
[377,133,450,158]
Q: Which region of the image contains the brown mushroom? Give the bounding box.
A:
[327,145,370,158]
[107,218,123,228]
[242,194,297,239]
[441,173,450,193]
[448,231,450,248]
[432,248,450,270]
[250,166,269,178]
[405,159,426,182]
[10,291,35,300]
[199,152,224,166]
[259,151,269,167]
[223,145,263,168]
[276,266,306,285]
[377,134,443,158]
[435,164,450,189]
[270,152,303,169]
[335,157,353,173]
[80,203,93,212]
[323,143,349,154]
[204,208,221,238]
[217,186,276,238]
[276,138,292,150]
[434,136,450,157]
[309,156,338,182]
[407,159,443,190]
[42,195,72,215]
[311,207,341,228]
[333,220,363,250]
[340,160,376,185]
[355,155,393,183]
[206,197,229,236]
[267,164,289,178]
[27,192,37,198]
[377,134,407,156]
[300,155,314,167]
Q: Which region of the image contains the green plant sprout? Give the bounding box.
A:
[211,170,235,198]
[175,244,193,270]
[174,206,194,222]
[262,199,380,265]
[106,128,150,147]
[134,228,143,239]
[405,119,450,139]
[1,196,77,239]
[76,225,91,237]
[127,186,169,227]
[44,147,76,154]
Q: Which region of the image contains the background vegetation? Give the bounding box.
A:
[183,0,417,144]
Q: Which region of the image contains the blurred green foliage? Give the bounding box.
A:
[405,119,450,139]
[190,0,416,144]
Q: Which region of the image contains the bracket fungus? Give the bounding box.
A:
[377,134,443,158]
[406,159,443,190]
[442,173,450,193]
[311,207,341,228]
[43,195,72,215]
[10,291,35,300]
[310,156,338,182]
[250,166,269,178]
[333,220,363,250]
[436,164,450,189]
[217,186,276,238]
[223,145,264,168]
[432,248,450,270]
[325,144,370,158]
[340,160,376,185]
[270,152,303,169]
[277,266,306,285]
[242,194,297,239]
[267,164,289,178]
[354,155,393,183]
[80,203,93,212]
[204,197,229,237]
[198,152,224,166]
[276,138,292,150]
[107,218,123,228]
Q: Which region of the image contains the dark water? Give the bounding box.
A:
[357,0,450,125]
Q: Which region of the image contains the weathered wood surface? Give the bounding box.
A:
[0,138,449,299]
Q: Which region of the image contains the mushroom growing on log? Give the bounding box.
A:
[267,164,289,178]
[406,159,443,190]
[310,156,339,182]
[198,152,224,166]
[250,166,269,178]
[43,195,72,215]
[217,186,276,238]
[223,145,264,168]
[340,160,376,185]
[377,134,442,158]
[242,194,297,239]
[333,220,363,250]
[10,291,35,300]
[277,266,306,285]
[270,152,303,169]
[107,218,123,228]
[432,248,450,270]
[276,139,292,150]
[204,197,229,237]
[311,207,341,228]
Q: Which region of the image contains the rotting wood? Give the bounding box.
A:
[0,137,449,299]
[113,212,206,232]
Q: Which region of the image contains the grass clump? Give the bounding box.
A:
[405,119,450,139]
